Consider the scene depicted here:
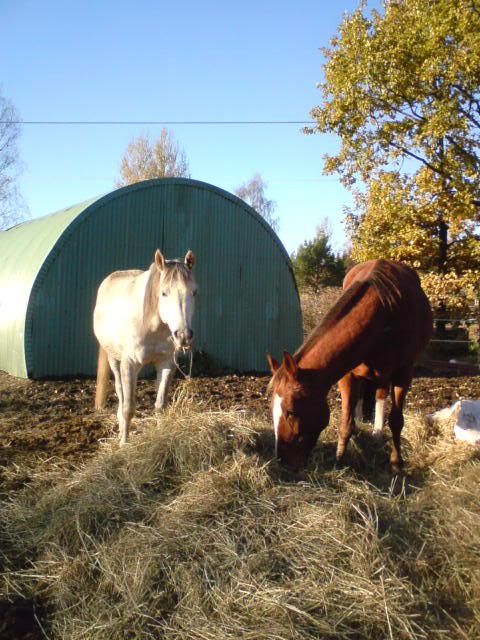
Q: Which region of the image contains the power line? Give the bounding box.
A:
[4,119,316,126]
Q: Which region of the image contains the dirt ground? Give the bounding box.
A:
[1,369,480,480]
[1,369,480,639]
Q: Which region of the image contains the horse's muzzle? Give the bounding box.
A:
[276,439,310,471]
[173,329,194,350]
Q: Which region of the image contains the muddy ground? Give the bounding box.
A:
[1,369,480,482]
[1,369,480,639]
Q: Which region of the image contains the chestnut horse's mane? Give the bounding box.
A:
[294,265,403,363]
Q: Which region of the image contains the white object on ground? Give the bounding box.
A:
[428,400,480,444]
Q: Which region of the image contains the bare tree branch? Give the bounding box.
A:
[387,140,446,176]
[235,174,279,232]
[0,91,24,230]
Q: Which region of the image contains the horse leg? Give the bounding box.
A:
[154,358,175,411]
[372,386,388,440]
[355,378,377,423]
[354,378,365,423]
[336,373,360,463]
[119,359,140,445]
[388,370,412,473]
[362,378,377,422]
[108,357,124,430]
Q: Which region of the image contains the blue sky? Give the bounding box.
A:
[1,0,378,255]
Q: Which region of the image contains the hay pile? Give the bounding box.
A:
[1,390,479,639]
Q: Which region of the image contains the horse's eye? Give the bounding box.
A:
[285,410,295,418]
[162,291,168,297]
[192,290,197,297]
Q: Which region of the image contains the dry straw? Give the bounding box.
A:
[1,388,479,639]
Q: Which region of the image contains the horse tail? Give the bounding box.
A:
[95,346,111,410]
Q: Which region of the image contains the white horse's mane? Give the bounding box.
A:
[143,260,194,323]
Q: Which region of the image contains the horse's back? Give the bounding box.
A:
[107,269,144,281]
[344,259,432,368]
[93,269,146,354]
[343,259,420,291]
[95,269,143,311]
[96,269,143,296]
[344,260,428,314]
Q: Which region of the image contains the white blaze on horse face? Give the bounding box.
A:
[272,393,282,457]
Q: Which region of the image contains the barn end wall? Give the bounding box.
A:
[0,199,97,377]
[1,179,302,378]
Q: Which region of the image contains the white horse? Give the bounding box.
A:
[93,249,196,444]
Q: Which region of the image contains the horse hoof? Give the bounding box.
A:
[390,462,403,475]
[372,430,383,442]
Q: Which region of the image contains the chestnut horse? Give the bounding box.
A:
[267,259,432,472]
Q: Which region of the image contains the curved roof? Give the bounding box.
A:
[0,179,302,377]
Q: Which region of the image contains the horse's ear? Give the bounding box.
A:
[282,351,298,379]
[155,249,165,271]
[266,353,280,374]
[185,250,195,270]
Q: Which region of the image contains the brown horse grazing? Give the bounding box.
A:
[267,259,433,472]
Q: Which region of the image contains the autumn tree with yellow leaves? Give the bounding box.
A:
[309,0,480,314]
[116,129,190,187]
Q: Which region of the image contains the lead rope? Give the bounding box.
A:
[173,348,193,380]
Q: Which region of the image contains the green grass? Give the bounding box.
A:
[1,386,479,639]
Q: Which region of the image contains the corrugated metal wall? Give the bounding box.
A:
[0,198,98,377]
[0,179,303,378]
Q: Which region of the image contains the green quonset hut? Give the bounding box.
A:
[0,179,302,378]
